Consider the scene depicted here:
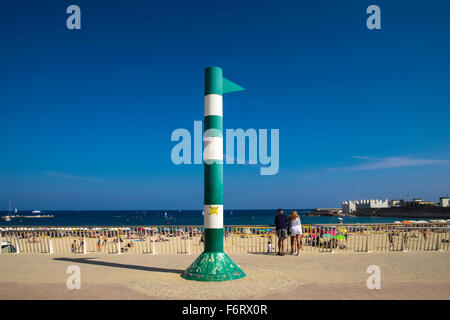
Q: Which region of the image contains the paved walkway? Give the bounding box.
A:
[0,251,449,299]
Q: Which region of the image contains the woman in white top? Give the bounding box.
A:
[288,210,303,255]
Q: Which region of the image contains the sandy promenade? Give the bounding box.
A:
[0,251,449,299]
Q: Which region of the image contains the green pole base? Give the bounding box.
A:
[182,251,246,282]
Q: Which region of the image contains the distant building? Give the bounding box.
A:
[409,198,438,206]
[357,199,389,209]
[341,201,357,214]
[342,199,389,214]
[421,201,437,206]
[390,200,401,207]
[440,197,450,208]
[310,208,343,216]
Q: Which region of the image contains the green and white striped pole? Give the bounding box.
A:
[182,66,246,281]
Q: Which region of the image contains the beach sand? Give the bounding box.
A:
[0,251,449,299]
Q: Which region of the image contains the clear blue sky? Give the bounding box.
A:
[0,0,449,210]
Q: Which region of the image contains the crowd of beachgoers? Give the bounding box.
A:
[1,218,449,254]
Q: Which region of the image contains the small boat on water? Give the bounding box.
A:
[1,201,12,222]
[163,211,175,220]
[2,204,53,221]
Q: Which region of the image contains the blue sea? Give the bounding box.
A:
[0,209,407,227]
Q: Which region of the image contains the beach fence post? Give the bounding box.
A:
[436,231,440,251]
[15,238,20,254]
[48,238,54,254]
[151,234,155,254]
[232,227,235,250]
[182,67,246,282]
[83,236,87,254]
[400,230,405,252]
[187,236,191,254]
[116,230,121,254]
[366,232,370,253]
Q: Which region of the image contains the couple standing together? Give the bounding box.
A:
[274,209,302,256]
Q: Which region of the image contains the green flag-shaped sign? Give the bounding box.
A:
[223,77,245,94]
[204,66,245,96]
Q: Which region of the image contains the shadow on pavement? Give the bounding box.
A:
[53,257,184,274]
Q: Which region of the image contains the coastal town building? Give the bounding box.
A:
[421,201,438,206]
[342,196,450,214]
[409,198,438,206]
[340,196,450,217]
[341,201,356,214]
[440,197,450,208]
[341,199,389,214]
[390,200,401,207]
[308,208,343,216]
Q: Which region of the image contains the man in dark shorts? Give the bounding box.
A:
[274,209,288,255]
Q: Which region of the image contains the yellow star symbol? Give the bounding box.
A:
[209,206,219,215]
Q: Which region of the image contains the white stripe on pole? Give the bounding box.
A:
[15,239,20,254]
[204,94,223,117]
[203,137,223,161]
[204,205,224,229]
[49,238,54,254]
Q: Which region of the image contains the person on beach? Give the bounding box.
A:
[288,210,303,255]
[79,238,84,253]
[97,237,101,251]
[388,232,394,249]
[274,209,288,256]
[267,240,274,253]
[71,240,77,253]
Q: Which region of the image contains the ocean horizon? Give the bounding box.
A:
[0,209,409,227]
